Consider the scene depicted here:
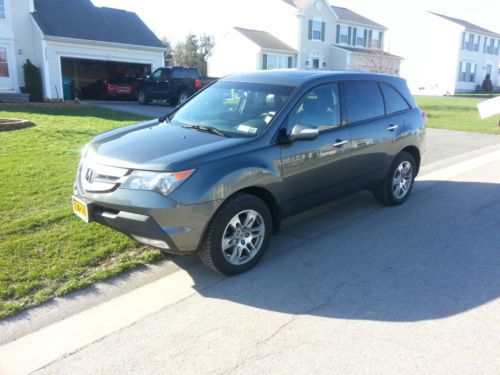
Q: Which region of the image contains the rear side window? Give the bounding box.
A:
[380,82,410,114]
[171,68,200,79]
[343,81,385,124]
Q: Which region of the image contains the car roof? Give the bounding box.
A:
[221,69,405,87]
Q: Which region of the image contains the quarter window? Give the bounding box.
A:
[380,83,410,114]
[343,81,385,123]
[289,84,341,132]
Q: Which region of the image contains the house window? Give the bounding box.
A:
[468,34,474,51]
[339,25,349,44]
[371,31,381,48]
[264,54,292,70]
[355,28,365,46]
[495,39,500,55]
[474,35,480,52]
[486,64,492,75]
[469,63,476,82]
[309,20,325,40]
[459,61,467,82]
[0,0,5,19]
[0,47,9,77]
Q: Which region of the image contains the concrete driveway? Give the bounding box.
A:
[2,138,500,374]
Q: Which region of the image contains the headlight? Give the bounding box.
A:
[121,169,195,196]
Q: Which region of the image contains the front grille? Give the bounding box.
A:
[79,162,129,193]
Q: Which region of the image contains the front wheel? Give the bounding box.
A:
[373,151,416,206]
[177,91,188,106]
[198,193,272,275]
[138,90,148,105]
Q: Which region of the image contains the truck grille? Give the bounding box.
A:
[79,162,129,193]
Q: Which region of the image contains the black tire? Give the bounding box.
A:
[373,151,416,206]
[177,91,188,106]
[138,89,148,105]
[198,193,272,275]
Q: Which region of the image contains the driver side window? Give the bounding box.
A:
[289,84,340,132]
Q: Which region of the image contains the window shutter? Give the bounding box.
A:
[368,30,373,47]
[363,29,368,47]
[379,31,383,49]
[476,36,480,51]
[461,33,466,49]
[321,22,325,41]
[288,56,293,68]
[483,37,487,53]
[348,26,352,45]
[262,54,267,70]
[353,28,357,45]
[308,20,312,40]
[458,61,462,81]
[336,25,340,43]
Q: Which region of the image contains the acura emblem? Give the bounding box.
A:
[85,168,94,183]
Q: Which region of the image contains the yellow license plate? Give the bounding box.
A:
[72,197,89,222]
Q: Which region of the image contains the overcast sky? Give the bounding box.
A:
[91,0,499,59]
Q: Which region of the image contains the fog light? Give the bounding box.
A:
[132,235,170,250]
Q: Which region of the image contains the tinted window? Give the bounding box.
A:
[380,83,410,114]
[171,68,200,79]
[343,81,385,123]
[289,84,341,132]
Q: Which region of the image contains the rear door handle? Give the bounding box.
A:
[332,139,348,147]
[387,124,399,131]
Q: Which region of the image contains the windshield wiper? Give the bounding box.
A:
[182,124,229,138]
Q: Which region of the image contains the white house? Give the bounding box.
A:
[407,12,500,95]
[208,0,402,77]
[0,0,165,100]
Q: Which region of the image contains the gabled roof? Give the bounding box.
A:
[333,45,403,59]
[32,0,165,49]
[331,6,386,29]
[429,12,500,38]
[234,27,297,53]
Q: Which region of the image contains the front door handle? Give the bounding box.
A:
[387,124,399,131]
[332,139,348,147]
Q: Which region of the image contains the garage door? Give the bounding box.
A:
[60,57,151,100]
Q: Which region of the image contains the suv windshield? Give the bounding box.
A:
[170,81,295,137]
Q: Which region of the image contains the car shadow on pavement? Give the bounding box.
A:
[183,180,500,322]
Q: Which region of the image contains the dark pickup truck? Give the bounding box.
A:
[137,67,216,106]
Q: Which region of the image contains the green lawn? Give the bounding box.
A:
[0,104,163,319]
[416,96,500,135]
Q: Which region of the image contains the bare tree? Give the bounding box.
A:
[358,48,401,75]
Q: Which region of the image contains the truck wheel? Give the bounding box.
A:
[373,151,416,206]
[177,91,188,106]
[138,90,148,105]
[198,193,272,275]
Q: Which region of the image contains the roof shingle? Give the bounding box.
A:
[234,27,297,53]
[331,6,386,29]
[429,12,500,38]
[32,0,165,48]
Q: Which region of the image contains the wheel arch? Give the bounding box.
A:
[400,145,421,174]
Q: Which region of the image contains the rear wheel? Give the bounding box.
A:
[198,193,272,275]
[373,151,416,206]
[138,89,148,105]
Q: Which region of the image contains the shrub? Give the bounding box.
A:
[481,74,493,93]
[23,59,43,102]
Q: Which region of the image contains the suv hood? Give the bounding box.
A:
[86,119,244,171]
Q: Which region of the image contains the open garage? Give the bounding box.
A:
[60,57,151,100]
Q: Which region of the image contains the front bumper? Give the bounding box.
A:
[74,187,222,254]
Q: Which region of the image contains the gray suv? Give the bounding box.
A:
[73,70,426,275]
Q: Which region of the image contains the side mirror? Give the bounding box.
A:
[289,124,319,142]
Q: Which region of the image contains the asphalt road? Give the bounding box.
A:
[1,140,500,374]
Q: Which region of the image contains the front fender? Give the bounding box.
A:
[169,147,283,206]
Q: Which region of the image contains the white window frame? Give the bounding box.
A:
[355,28,365,47]
[312,20,322,41]
[266,54,290,70]
[339,25,349,44]
[0,46,10,78]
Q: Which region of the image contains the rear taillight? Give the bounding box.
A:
[422,111,427,124]
[194,79,202,90]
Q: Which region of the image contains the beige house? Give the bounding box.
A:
[208,0,402,76]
